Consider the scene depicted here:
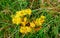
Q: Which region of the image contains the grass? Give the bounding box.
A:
[0,0,60,38]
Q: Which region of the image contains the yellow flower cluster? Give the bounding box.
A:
[11,9,46,34]
[11,9,31,25]
[20,26,32,34]
[16,9,31,17]
[34,15,46,26]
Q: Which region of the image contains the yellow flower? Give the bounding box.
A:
[34,18,43,26]
[24,17,27,22]
[35,18,39,24]
[30,22,35,27]
[16,11,25,17]
[20,26,27,33]
[25,9,32,15]
[26,27,32,32]
[15,9,32,17]
[20,26,32,33]
[40,15,46,19]
[39,18,45,23]
[21,17,27,26]
[12,16,22,25]
[38,15,46,23]
[21,22,26,26]
[34,15,46,26]
[21,10,27,15]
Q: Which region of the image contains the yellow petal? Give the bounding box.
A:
[26,27,32,32]
[25,9,32,15]
[24,17,27,22]
[12,16,22,25]
[40,15,46,19]
[16,11,24,17]
[30,22,35,27]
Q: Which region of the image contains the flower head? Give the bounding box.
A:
[16,9,32,17]
[16,11,25,17]
[25,9,32,15]
[40,15,46,19]
[20,26,27,33]
[34,15,46,26]
[20,26,32,33]
[24,17,27,22]
[12,16,22,25]
[30,22,35,27]
[21,17,27,26]
[11,9,46,34]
